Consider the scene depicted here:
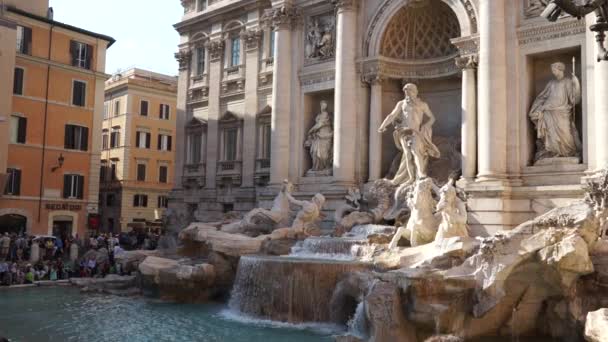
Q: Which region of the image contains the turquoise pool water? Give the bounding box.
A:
[0,286,337,342]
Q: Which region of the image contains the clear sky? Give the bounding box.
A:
[49,0,182,76]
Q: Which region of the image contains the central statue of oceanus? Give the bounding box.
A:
[378,83,440,185]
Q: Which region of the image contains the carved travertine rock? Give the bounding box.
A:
[585,308,608,342]
[529,61,581,162]
[378,83,440,185]
[220,181,294,236]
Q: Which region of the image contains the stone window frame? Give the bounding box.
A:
[218,111,243,163]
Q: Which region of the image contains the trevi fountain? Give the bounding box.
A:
[6,0,608,341]
[143,0,608,341]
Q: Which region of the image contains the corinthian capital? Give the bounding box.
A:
[241,29,263,51]
[266,5,301,30]
[206,40,225,62]
[332,0,359,12]
[174,50,192,71]
[455,55,478,70]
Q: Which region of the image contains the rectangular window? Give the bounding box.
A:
[270,31,275,57]
[102,134,109,150]
[13,68,24,95]
[114,100,120,116]
[9,116,27,144]
[196,47,205,75]
[106,193,115,207]
[4,168,21,196]
[136,131,151,149]
[197,0,206,11]
[133,194,148,207]
[137,164,146,181]
[70,40,92,69]
[157,134,172,151]
[224,128,238,161]
[16,26,32,55]
[157,196,168,208]
[159,166,168,183]
[231,37,240,66]
[63,174,84,199]
[64,125,89,151]
[159,104,170,120]
[263,123,271,159]
[187,133,202,164]
[72,80,86,107]
[110,130,120,148]
[140,100,149,116]
[100,165,107,182]
[111,162,117,180]
[103,103,109,119]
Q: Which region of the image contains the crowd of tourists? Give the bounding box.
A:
[0,230,162,286]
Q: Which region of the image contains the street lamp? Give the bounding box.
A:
[51,153,65,172]
[541,0,608,61]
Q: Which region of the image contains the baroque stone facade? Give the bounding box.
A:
[171,0,608,235]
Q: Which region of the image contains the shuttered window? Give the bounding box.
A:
[63,174,84,199]
[4,168,21,196]
[159,104,170,120]
[64,125,89,151]
[137,164,146,181]
[159,166,168,183]
[157,196,168,208]
[72,81,86,107]
[140,101,149,116]
[133,194,148,207]
[70,40,93,69]
[136,132,151,148]
[16,26,32,55]
[9,116,27,144]
[13,68,24,95]
[157,134,172,151]
[110,131,120,148]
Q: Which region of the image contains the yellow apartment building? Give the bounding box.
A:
[100,68,177,233]
[0,1,114,238]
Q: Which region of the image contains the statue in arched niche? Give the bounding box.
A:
[305,100,334,175]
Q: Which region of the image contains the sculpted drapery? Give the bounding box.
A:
[529,62,581,162]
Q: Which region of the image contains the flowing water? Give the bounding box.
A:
[0,286,334,342]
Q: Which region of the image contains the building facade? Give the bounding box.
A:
[171,0,608,234]
[99,68,177,233]
[0,1,114,238]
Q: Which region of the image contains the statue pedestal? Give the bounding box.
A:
[534,157,580,166]
[305,169,333,177]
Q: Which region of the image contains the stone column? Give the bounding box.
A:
[332,0,359,184]
[205,40,224,189]
[477,0,507,181]
[456,56,478,180]
[173,49,191,188]
[269,6,297,185]
[594,15,608,170]
[367,77,383,181]
[241,29,262,188]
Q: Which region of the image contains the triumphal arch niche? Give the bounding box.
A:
[362,0,478,183]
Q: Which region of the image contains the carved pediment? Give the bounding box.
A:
[220,111,242,123]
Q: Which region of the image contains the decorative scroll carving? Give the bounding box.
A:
[305,13,335,64]
[206,40,225,61]
[241,29,263,51]
[175,50,192,71]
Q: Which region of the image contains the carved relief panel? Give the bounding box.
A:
[305,12,336,65]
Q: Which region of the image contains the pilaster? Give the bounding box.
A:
[205,40,225,189]
[366,76,384,181]
[174,49,191,188]
[242,29,262,188]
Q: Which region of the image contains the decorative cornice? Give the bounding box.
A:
[455,55,478,70]
[174,50,192,71]
[206,40,225,61]
[241,29,263,51]
[517,19,585,45]
[360,55,460,81]
[451,34,479,57]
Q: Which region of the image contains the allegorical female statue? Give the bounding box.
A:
[305,100,334,174]
[378,83,440,185]
[529,61,581,162]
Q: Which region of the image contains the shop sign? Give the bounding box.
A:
[45,203,82,211]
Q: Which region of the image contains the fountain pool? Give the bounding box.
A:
[0,286,337,342]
